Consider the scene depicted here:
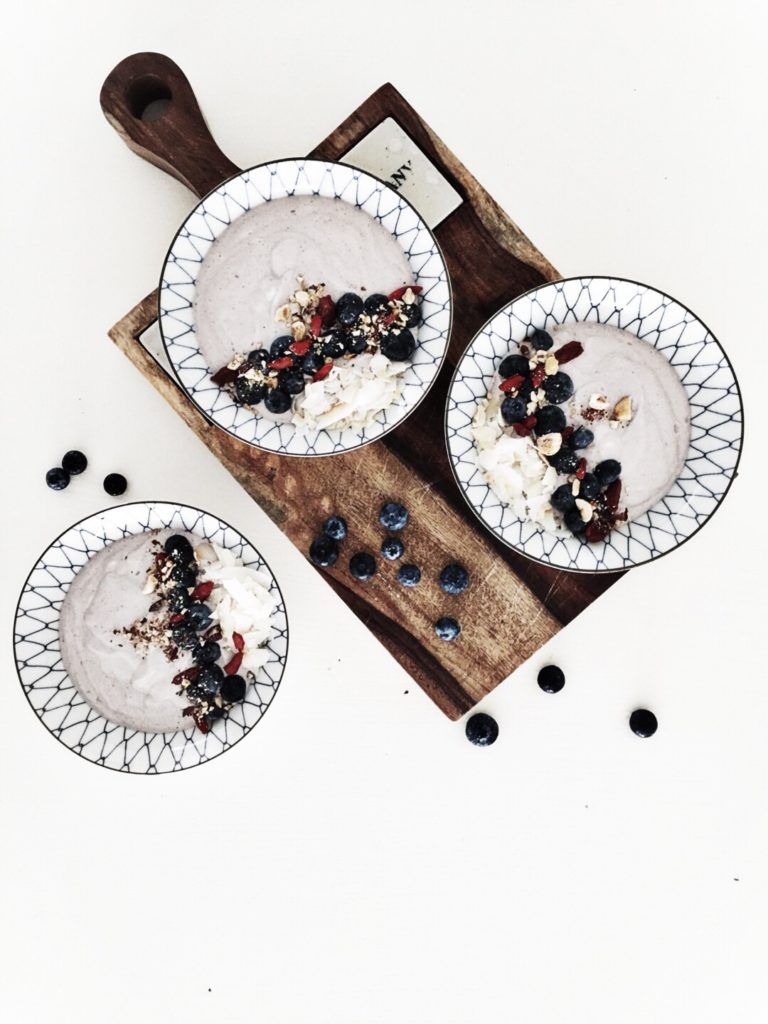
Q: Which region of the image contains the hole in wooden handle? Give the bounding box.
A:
[126,76,172,122]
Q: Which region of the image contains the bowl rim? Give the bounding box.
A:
[444,273,744,574]
[156,155,454,457]
[12,499,290,774]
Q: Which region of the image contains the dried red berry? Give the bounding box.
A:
[169,613,185,625]
[290,339,311,357]
[313,362,333,382]
[575,458,587,480]
[523,414,538,429]
[380,310,400,328]
[211,365,240,386]
[562,426,575,440]
[268,356,295,371]
[554,341,584,364]
[585,519,611,543]
[232,631,244,652]
[191,580,214,601]
[309,314,323,338]
[172,666,200,687]
[224,652,243,675]
[513,423,532,437]
[604,479,622,513]
[317,295,336,326]
[531,366,545,388]
[388,285,423,301]
[500,374,527,393]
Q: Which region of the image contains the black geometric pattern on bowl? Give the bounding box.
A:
[13,502,289,773]
[445,277,743,573]
[159,158,452,456]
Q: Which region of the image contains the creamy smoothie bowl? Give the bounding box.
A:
[13,502,288,773]
[446,277,742,572]
[159,158,452,456]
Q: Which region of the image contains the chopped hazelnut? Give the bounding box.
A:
[613,395,633,422]
[575,498,594,523]
[536,432,563,457]
[544,354,559,376]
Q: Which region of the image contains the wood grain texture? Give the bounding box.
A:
[102,55,623,720]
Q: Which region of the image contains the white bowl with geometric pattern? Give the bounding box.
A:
[159,158,452,456]
[445,277,743,573]
[13,502,289,773]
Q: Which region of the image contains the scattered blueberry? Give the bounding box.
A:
[301,350,325,374]
[564,508,586,535]
[186,603,213,631]
[363,293,389,316]
[62,450,87,475]
[499,353,530,378]
[578,473,600,501]
[270,335,293,357]
[164,535,194,563]
[46,467,70,491]
[401,303,421,329]
[379,501,408,531]
[170,562,197,588]
[264,388,292,415]
[500,395,528,424]
[309,536,338,568]
[595,459,622,486]
[397,564,421,587]
[549,448,580,474]
[172,625,197,650]
[534,405,567,434]
[542,371,574,404]
[550,483,577,513]
[277,369,305,396]
[321,331,346,359]
[193,641,221,666]
[349,552,376,581]
[440,563,469,594]
[168,587,191,612]
[208,705,226,720]
[537,664,565,693]
[220,674,247,703]
[336,292,364,326]
[380,329,415,361]
[247,348,270,369]
[465,712,499,746]
[629,708,658,738]
[198,664,224,694]
[528,327,553,351]
[569,426,594,450]
[103,473,127,496]
[381,536,405,561]
[322,515,348,541]
[344,330,368,354]
[435,616,460,641]
[235,377,266,405]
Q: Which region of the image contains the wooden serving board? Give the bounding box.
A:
[100,53,622,720]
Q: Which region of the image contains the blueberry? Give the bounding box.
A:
[46,467,69,491]
[380,328,416,361]
[235,376,267,405]
[564,508,586,535]
[301,350,325,374]
[381,536,405,561]
[186,602,213,631]
[322,515,348,541]
[349,552,376,581]
[435,616,460,641]
[537,664,565,693]
[168,587,191,612]
[62,450,87,475]
[220,674,247,704]
[264,388,292,414]
[193,641,221,666]
[363,293,389,316]
[270,335,293,358]
[528,327,553,351]
[595,459,622,486]
[549,448,580,474]
[498,353,530,378]
[198,664,224,694]
[321,330,346,359]
[172,625,197,650]
[570,426,594,450]
[208,705,225,720]
[401,303,421,329]
[629,708,658,738]
[534,405,567,434]
[579,473,600,501]
[344,330,368,355]
[379,501,408,531]
[170,562,197,588]
[277,369,305,396]
[465,712,499,746]
[336,292,364,326]
[164,534,194,563]
[542,371,574,404]
[550,483,577,513]
[500,395,528,424]
[397,564,421,587]
[247,348,270,369]
[309,536,338,568]
[103,473,127,496]
[440,563,469,594]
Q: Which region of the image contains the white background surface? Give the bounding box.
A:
[0,2,764,1021]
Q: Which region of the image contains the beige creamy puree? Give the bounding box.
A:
[553,322,691,521]
[60,530,199,734]
[193,195,413,371]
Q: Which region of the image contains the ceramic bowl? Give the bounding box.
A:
[13,501,289,773]
[159,158,452,456]
[445,276,743,572]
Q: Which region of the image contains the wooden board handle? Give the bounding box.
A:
[99,52,239,198]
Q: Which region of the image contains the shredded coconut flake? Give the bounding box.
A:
[291,351,408,433]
